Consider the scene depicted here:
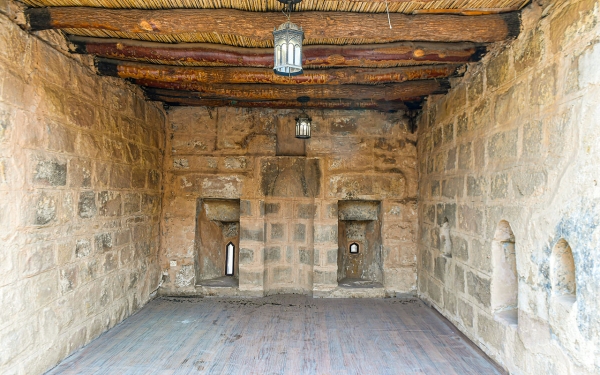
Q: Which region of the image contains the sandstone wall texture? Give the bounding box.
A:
[0,8,165,375]
[161,108,417,297]
[417,0,600,374]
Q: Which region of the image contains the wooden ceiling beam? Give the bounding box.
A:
[146,92,414,112]
[135,79,449,101]
[96,58,461,85]
[27,8,520,43]
[70,36,486,68]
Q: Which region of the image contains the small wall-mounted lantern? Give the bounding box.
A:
[349,242,359,254]
[225,242,235,276]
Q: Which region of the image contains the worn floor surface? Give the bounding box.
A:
[46,295,504,375]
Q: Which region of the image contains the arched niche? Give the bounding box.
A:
[550,239,576,301]
[491,220,518,318]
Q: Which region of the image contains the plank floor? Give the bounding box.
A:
[46,296,504,375]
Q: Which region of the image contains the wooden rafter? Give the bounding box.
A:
[96,58,461,85]
[146,91,414,112]
[135,79,449,101]
[27,8,520,43]
[70,36,486,68]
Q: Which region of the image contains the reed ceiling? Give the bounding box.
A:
[19,0,528,112]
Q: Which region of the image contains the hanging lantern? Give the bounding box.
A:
[295,111,311,139]
[295,96,311,139]
[273,0,304,76]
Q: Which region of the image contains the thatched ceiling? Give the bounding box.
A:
[20,0,528,112]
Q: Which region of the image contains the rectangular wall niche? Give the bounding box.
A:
[195,199,240,287]
[337,200,383,288]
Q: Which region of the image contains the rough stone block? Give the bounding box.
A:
[34,193,57,225]
[68,158,92,188]
[442,177,463,198]
[313,269,336,285]
[436,203,456,228]
[78,191,97,219]
[313,249,320,266]
[20,244,55,277]
[434,256,447,282]
[477,313,505,350]
[293,223,306,242]
[123,193,140,215]
[60,264,78,294]
[458,298,474,328]
[264,246,281,262]
[95,232,113,253]
[490,173,509,199]
[488,129,518,161]
[444,289,457,315]
[486,50,510,89]
[512,168,546,197]
[98,191,122,217]
[273,267,291,283]
[446,147,456,171]
[338,201,380,220]
[240,200,251,217]
[451,235,469,261]
[467,271,491,308]
[75,239,92,258]
[33,157,67,187]
[204,199,240,221]
[466,175,485,197]
[297,203,317,219]
[270,223,284,240]
[299,248,310,265]
[458,205,483,235]
[314,225,337,244]
[455,265,465,292]
[327,249,337,264]
[428,279,442,305]
[470,239,492,273]
[240,227,264,242]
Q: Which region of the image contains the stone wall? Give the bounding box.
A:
[160,107,418,297]
[417,0,600,374]
[0,8,165,375]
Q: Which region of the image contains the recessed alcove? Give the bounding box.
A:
[550,238,576,306]
[337,200,383,288]
[195,198,241,287]
[491,220,518,324]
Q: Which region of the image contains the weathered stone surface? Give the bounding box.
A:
[78,191,97,219]
[33,158,67,187]
[261,158,321,197]
[467,271,491,308]
[338,200,379,221]
[270,223,284,240]
[434,256,447,282]
[203,199,240,221]
[264,246,281,262]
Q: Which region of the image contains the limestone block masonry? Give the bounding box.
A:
[160,107,418,298]
[417,0,600,374]
[0,7,165,375]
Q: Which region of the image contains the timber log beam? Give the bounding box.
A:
[96,58,461,85]
[70,36,486,68]
[27,8,520,43]
[145,92,414,112]
[135,79,449,101]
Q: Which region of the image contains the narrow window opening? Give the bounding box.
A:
[226,242,235,276]
[349,242,359,254]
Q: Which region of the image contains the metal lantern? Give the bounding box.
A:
[295,111,311,139]
[273,20,304,76]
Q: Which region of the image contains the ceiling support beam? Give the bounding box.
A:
[70,36,486,68]
[27,8,520,43]
[145,92,413,112]
[135,79,449,101]
[96,58,461,85]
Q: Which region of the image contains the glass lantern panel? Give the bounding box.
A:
[282,43,287,66]
[294,45,301,66]
[287,42,294,64]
